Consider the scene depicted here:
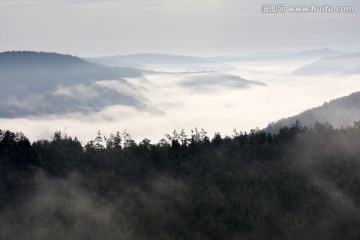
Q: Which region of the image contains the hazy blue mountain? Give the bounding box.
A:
[180,73,265,90]
[293,52,360,76]
[87,53,234,72]
[85,56,145,68]
[0,51,146,117]
[211,51,293,61]
[265,92,360,134]
[214,48,345,62]
[275,48,344,60]
[88,53,212,65]
[89,49,345,73]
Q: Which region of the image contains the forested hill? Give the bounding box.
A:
[266,91,360,134]
[0,51,141,80]
[0,51,144,117]
[1,124,360,240]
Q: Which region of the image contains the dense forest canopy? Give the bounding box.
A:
[0,122,360,240]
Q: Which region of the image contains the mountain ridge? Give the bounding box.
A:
[265,91,360,134]
[293,52,360,76]
[0,51,146,117]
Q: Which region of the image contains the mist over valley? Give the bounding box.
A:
[1,49,359,143]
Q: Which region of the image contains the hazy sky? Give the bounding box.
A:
[0,0,359,56]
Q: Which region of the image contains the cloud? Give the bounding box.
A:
[95,79,147,101]
[53,84,99,99]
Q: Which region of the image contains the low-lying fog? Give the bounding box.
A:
[1,58,359,143]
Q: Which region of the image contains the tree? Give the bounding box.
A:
[94,131,104,151]
[106,132,122,150]
[122,130,136,148]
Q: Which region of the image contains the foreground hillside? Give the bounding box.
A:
[1,123,360,240]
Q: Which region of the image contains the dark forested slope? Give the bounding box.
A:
[1,124,360,240]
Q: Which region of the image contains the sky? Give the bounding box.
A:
[0,0,359,56]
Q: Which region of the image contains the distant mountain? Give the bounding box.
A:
[88,49,347,73]
[210,51,293,61]
[293,52,360,76]
[0,51,146,117]
[214,48,345,62]
[265,92,360,134]
[275,48,345,60]
[180,72,265,90]
[86,53,231,72]
[85,56,145,68]
[87,53,211,65]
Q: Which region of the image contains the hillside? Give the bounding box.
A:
[293,52,360,76]
[266,92,360,134]
[0,51,145,117]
